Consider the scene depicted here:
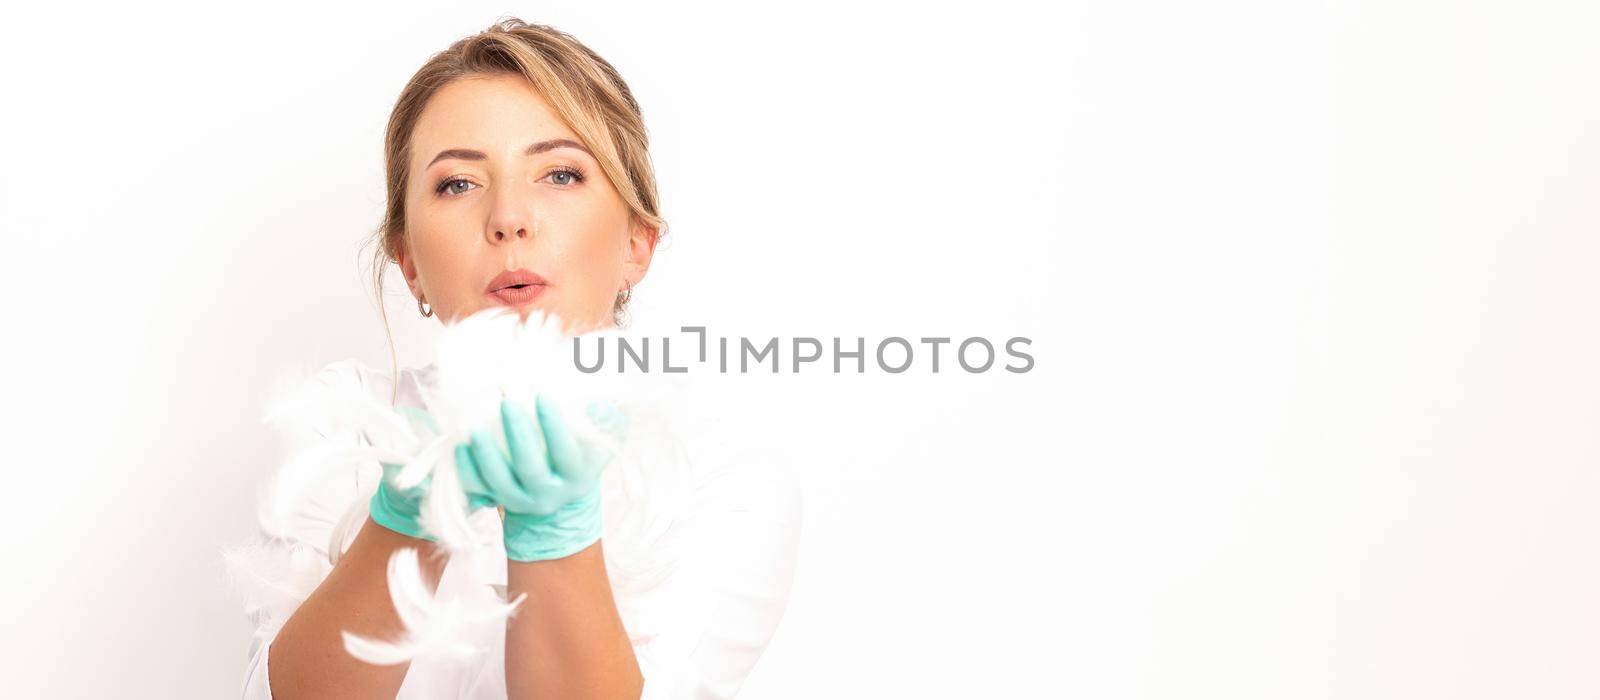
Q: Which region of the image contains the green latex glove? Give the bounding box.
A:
[368,406,496,540]
[456,396,624,562]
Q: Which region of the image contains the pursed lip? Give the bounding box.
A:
[485,268,550,293]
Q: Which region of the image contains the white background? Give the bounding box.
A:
[2,1,1598,697]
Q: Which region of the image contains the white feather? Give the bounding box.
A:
[419,442,497,554]
[262,360,418,455]
[326,491,372,566]
[221,539,329,645]
[235,305,709,668]
[256,442,372,541]
[340,547,526,666]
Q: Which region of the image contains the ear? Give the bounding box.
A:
[395,238,423,298]
[620,220,659,289]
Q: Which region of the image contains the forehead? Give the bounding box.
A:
[410,74,580,164]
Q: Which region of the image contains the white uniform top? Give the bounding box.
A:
[231,359,802,699]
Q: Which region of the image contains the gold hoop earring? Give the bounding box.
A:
[417,297,433,318]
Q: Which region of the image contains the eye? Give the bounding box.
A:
[544,167,585,187]
[436,177,478,197]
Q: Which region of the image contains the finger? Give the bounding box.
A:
[536,395,589,482]
[469,427,540,512]
[454,444,493,498]
[502,398,556,488]
[453,445,497,510]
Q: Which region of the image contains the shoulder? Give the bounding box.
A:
[670,421,805,601]
[299,358,436,410]
[317,356,371,380]
[675,403,804,531]
[311,357,384,396]
[669,448,803,697]
[609,429,803,698]
[693,448,803,581]
[695,446,803,533]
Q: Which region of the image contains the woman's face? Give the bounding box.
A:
[396,73,655,331]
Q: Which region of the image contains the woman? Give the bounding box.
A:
[229,19,801,698]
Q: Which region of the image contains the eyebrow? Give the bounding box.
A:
[425,139,593,168]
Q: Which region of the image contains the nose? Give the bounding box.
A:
[486,184,534,244]
[491,225,529,242]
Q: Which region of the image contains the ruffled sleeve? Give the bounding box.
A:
[226,359,385,699]
[627,449,803,699]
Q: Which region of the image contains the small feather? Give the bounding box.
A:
[340,547,526,666]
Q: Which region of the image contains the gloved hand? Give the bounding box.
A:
[369,406,496,540]
[455,395,624,562]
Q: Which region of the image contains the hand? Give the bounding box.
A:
[455,396,623,562]
[368,406,497,541]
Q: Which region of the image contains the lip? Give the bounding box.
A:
[485,268,550,307]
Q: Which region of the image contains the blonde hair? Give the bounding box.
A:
[363,18,666,400]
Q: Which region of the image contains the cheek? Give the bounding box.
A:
[408,205,481,296]
[543,211,628,307]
